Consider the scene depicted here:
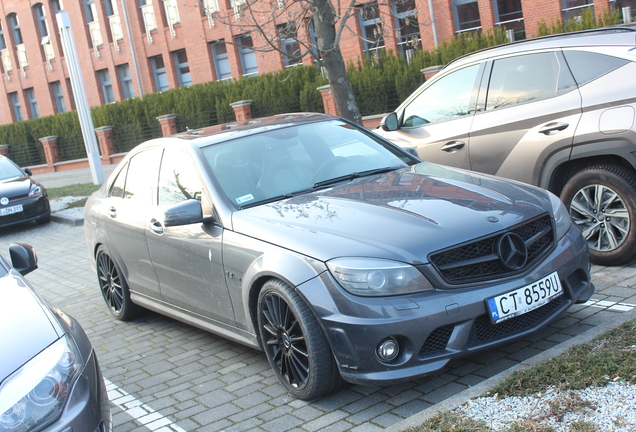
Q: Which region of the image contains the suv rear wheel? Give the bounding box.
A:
[561,165,636,266]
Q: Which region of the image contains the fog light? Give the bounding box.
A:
[376,338,399,362]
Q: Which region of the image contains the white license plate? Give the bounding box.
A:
[0,205,23,216]
[486,271,562,324]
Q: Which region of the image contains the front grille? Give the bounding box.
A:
[429,214,554,284]
[468,295,565,347]
[419,324,454,355]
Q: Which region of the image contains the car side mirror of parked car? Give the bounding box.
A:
[9,243,38,276]
[24,168,32,176]
[164,199,209,227]
[380,112,399,132]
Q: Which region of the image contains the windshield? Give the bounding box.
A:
[202,119,414,208]
[0,158,25,181]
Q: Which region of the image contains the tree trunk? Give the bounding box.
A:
[312,0,362,125]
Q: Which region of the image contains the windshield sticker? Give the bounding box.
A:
[236,194,255,204]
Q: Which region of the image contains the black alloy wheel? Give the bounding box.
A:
[257,279,343,400]
[96,246,141,320]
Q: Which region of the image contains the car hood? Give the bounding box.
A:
[0,176,34,198]
[0,272,60,382]
[232,162,553,264]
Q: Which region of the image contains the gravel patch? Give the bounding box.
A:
[50,197,86,220]
[456,382,636,431]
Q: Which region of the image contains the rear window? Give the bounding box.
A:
[563,50,629,86]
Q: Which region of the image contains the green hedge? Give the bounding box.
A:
[0,10,620,167]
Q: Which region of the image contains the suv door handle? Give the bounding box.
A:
[108,206,117,218]
[539,122,569,135]
[149,218,164,235]
[440,141,466,152]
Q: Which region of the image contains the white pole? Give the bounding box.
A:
[56,12,104,185]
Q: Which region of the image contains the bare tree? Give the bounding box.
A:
[199,0,421,125]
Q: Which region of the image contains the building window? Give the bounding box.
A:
[494,0,525,41]
[237,35,258,76]
[151,55,169,91]
[117,64,135,99]
[394,0,421,59]
[8,13,23,45]
[51,0,62,14]
[51,81,66,113]
[454,0,481,32]
[10,92,23,122]
[34,4,49,38]
[562,0,594,21]
[98,69,115,103]
[83,0,98,22]
[0,21,6,50]
[173,49,191,86]
[359,2,384,58]
[278,23,301,67]
[211,40,232,80]
[25,88,39,119]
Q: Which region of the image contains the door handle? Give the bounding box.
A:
[108,206,117,218]
[149,218,164,235]
[539,122,569,135]
[440,141,466,152]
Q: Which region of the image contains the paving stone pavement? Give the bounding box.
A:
[2,221,636,432]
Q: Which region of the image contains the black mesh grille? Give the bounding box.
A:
[429,215,554,284]
[419,324,454,355]
[468,295,565,346]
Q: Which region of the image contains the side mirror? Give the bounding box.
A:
[164,199,206,227]
[380,112,399,132]
[9,243,38,276]
[24,168,32,176]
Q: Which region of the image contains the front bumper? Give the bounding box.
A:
[0,195,50,228]
[297,225,593,385]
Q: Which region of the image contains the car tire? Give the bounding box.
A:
[257,279,344,400]
[560,165,636,266]
[96,246,142,320]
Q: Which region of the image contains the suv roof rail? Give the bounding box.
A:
[447,26,636,68]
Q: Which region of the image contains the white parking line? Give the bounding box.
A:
[105,379,187,432]
[582,298,636,312]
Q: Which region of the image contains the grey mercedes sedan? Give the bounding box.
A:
[84,113,594,400]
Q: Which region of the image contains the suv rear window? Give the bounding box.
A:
[563,50,629,86]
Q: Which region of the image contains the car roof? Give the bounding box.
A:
[169,112,337,148]
[446,27,636,69]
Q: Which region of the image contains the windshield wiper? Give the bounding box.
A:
[313,166,403,189]
[238,187,316,209]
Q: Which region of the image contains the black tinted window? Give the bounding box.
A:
[109,162,128,198]
[158,148,203,206]
[486,51,576,111]
[563,50,629,86]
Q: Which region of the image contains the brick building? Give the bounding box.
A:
[0,0,634,126]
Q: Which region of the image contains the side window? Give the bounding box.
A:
[402,64,480,127]
[124,149,163,202]
[563,50,629,87]
[486,52,576,111]
[158,148,203,206]
[109,162,128,198]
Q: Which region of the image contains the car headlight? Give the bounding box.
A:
[28,185,43,198]
[0,335,84,432]
[549,192,572,241]
[327,258,434,296]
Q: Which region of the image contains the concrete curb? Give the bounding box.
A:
[51,213,84,227]
[387,306,636,431]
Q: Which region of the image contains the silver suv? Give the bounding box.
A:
[377,28,636,266]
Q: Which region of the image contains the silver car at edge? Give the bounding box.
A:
[84,113,594,400]
[0,244,111,432]
[376,27,636,266]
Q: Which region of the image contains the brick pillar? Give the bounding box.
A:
[230,100,253,121]
[157,114,178,136]
[421,65,443,81]
[0,145,8,157]
[39,136,60,170]
[95,126,115,164]
[317,85,338,116]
